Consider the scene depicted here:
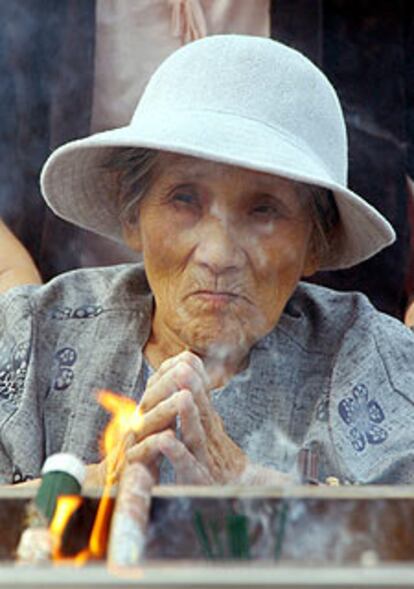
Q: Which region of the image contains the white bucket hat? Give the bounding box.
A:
[40,34,395,270]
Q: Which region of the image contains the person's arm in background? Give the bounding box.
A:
[0,219,42,293]
[404,177,414,327]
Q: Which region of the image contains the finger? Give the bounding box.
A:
[145,351,197,389]
[153,351,209,387]
[150,350,210,391]
[158,434,213,485]
[168,352,213,420]
[125,429,174,465]
[140,354,209,414]
[136,390,189,441]
[141,365,203,412]
[178,390,209,465]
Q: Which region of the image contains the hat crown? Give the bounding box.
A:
[40,34,395,271]
[134,35,348,185]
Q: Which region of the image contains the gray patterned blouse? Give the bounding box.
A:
[1,263,414,485]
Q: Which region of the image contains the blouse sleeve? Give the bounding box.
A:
[0,285,37,483]
[329,309,414,484]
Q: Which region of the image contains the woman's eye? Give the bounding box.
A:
[251,204,279,218]
[172,192,199,207]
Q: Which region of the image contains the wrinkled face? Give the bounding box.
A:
[125,154,318,362]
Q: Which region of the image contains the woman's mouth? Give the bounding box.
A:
[191,290,240,306]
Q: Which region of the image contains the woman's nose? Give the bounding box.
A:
[193,215,245,274]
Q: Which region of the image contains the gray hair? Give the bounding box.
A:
[105,147,160,227]
[105,147,339,266]
[295,183,339,266]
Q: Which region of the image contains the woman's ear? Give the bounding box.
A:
[302,238,320,278]
[122,219,143,253]
[302,254,319,277]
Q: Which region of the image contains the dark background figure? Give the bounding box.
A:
[0,1,97,281]
[1,0,413,319]
[273,0,414,319]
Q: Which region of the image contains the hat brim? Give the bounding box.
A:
[41,109,395,271]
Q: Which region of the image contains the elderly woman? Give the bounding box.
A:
[1,35,413,488]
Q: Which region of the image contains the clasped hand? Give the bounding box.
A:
[88,351,247,486]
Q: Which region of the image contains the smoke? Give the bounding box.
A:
[244,420,300,479]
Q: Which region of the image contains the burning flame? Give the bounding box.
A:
[50,390,143,563]
[97,390,143,482]
[50,495,89,564]
[89,390,143,559]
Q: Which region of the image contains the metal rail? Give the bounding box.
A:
[1,563,414,589]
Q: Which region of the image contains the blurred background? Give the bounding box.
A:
[0,0,413,320]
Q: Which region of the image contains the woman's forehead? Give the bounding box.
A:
[155,152,296,192]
